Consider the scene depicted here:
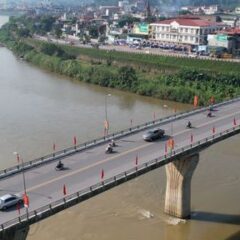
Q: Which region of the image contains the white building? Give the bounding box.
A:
[202,5,219,15]
[235,7,240,15]
[180,5,219,15]
[149,18,226,46]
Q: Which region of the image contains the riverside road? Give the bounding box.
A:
[0,99,239,225]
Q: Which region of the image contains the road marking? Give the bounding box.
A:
[26,108,240,193]
[27,141,151,192]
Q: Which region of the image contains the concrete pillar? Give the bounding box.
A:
[164,153,199,219]
[0,225,29,240]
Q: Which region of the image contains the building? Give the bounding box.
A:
[235,7,240,15]
[221,16,240,28]
[180,5,220,15]
[149,17,226,48]
[99,6,120,18]
[208,28,240,56]
[132,22,149,35]
[127,22,149,44]
[202,5,219,15]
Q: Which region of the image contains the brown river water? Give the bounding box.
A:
[0,15,240,240]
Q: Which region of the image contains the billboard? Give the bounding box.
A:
[133,23,149,35]
[208,34,229,48]
[216,34,228,42]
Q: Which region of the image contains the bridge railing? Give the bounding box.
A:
[0,96,239,180]
[1,123,240,232]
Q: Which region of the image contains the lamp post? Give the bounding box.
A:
[163,104,173,136]
[104,93,111,135]
[13,152,28,218]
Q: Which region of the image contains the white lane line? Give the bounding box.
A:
[26,109,240,193]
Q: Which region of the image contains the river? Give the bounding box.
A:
[0,15,240,240]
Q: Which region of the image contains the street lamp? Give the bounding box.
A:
[104,93,111,135]
[13,152,28,218]
[163,104,173,136]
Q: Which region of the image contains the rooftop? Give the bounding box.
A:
[218,28,240,35]
[153,18,224,27]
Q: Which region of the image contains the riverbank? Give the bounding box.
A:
[0,18,240,105]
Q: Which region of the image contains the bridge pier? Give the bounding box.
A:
[0,224,29,240]
[164,153,199,219]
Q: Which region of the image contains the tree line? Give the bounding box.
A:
[0,19,239,106]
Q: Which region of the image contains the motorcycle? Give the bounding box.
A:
[55,162,64,171]
[207,112,212,117]
[105,145,113,154]
[186,122,192,128]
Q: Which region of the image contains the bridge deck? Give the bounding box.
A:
[0,99,239,227]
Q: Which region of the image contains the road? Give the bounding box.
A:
[0,100,240,225]
[34,35,240,63]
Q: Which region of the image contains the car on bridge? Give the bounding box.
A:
[142,128,165,141]
[0,194,23,210]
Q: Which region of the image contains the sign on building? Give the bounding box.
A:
[208,34,229,48]
[216,34,228,42]
[133,23,149,35]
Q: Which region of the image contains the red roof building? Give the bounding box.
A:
[149,17,226,46]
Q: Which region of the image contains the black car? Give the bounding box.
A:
[142,129,165,141]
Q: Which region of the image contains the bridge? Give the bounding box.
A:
[0,97,240,240]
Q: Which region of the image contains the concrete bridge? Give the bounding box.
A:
[0,97,240,240]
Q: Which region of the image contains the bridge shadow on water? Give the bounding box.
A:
[191,211,240,225]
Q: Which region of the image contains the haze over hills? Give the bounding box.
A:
[94,0,239,8]
[3,0,239,7]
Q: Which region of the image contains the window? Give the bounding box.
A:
[5,197,16,203]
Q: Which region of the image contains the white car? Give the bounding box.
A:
[142,128,165,141]
[0,194,23,210]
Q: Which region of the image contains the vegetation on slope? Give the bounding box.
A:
[0,17,240,106]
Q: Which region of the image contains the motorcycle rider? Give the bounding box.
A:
[56,160,64,169]
[106,144,113,153]
[110,139,116,147]
[187,121,192,128]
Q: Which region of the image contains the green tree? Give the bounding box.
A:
[89,25,99,38]
[117,66,138,90]
[117,15,140,28]
[54,26,62,39]
[17,28,31,37]
[40,16,55,32]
